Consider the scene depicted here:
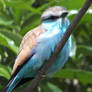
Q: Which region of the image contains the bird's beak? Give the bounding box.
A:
[61,11,68,18]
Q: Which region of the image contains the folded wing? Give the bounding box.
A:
[11,25,46,77]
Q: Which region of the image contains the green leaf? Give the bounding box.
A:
[4,0,39,13]
[0,18,13,26]
[54,69,92,85]
[0,65,11,80]
[70,35,77,57]
[0,17,20,30]
[0,30,22,46]
[77,45,92,56]
[0,33,18,54]
[69,9,92,23]
[20,14,41,35]
[0,84,3,89]
[47,82,62,92]
[40,81,62,92]
[54,0,90,9]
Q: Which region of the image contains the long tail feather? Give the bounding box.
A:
[3,76,21,92]
[3,78,14,92]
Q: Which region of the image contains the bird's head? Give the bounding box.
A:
[41,6,69,30]
[41,6,68,21]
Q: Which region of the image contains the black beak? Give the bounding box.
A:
[61,12,68,18]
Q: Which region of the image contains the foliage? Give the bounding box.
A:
[0,0,92,92]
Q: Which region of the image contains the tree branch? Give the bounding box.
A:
[20,0,92,92]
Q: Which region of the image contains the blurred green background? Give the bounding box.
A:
[0,0,92,92]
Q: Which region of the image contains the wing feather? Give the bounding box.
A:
[12,24,46,75]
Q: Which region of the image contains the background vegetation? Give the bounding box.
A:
[0,0,92,92]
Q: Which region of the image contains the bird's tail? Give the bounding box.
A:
[3,76,21,92]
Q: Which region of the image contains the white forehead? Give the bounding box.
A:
[41,6,67,19]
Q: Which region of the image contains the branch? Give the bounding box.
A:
[20,0,92,92]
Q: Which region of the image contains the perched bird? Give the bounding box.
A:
[4,6,71,92]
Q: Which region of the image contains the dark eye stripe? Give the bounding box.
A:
[42,16,60,21]
[48,16,59,20]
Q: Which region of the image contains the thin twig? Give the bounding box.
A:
[20,0,92,92]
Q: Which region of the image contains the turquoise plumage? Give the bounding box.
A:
[4,6,71,92]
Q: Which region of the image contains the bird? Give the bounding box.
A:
[4,6,72,92]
